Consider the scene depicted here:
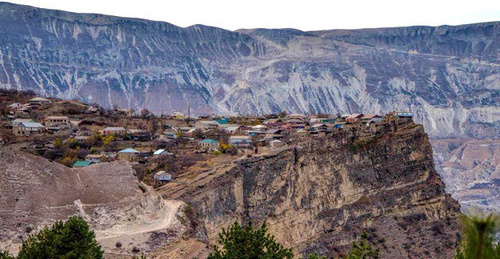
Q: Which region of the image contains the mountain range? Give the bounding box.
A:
[0,2,498,211]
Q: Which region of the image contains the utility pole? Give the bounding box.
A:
[186,101,191,126]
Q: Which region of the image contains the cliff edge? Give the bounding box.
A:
[162,121,462,258]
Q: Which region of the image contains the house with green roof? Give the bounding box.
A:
[199,139,219,151]
[72,161,94,168]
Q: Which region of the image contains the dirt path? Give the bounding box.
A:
[95,199,183,241]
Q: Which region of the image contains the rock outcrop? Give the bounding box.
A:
[162,121,462,258]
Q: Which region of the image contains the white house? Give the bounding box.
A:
[219,124,240,134]
[195,121,219,131]
[102,127,126,136]
[13,121,44,136]
[44,116,70,127]
[229,136,251,148]
[29,97,51,105]
[251,125,268,132]
[154,171,172,182]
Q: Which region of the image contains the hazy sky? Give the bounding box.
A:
[5,0,500,31]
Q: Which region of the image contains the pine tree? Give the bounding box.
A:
[455,213,499,259]
[0,250,14,259]
[345,232,379,259]
[208,221,294,259]
[17,216,103,259]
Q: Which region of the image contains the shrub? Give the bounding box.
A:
[208,221,293,259]
[17,216,103,259]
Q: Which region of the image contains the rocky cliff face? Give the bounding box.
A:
[163,121,462,258]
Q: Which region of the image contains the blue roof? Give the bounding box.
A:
[396,112,413,117]
[119,148,139,153]
[154,172,172,181]
[200,139,218,144]
[154,149,172,155]
[20,122,44,128]
[153,149,165,155]
[73,161,93,167]
[214,118,228,124]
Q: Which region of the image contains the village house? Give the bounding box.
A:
[15,103,33,113]
[393,111,413,119]
[102,126,126,136]
[154,171,172,183]
[219,124,240,134]
[85,154,103,163]
[127,129,152,141]
[290,123,306,130]
[346,114,364,124]
[102,152,117,160]
[310,117,336,124]
[172,111,185,119]
[195,120,219,131]
[28,97,51,105]
[264,118,283,124]
[44,116,70,127]
[117,148,140,161]
[153,149,173,156]
[251,125,268,132]
[7,103,22,110]
[199,139,219,151]
[69,120,84,128]
[362,114,383,123]
[164,130,178,139]
[229,135,251,148]
[179,127,195,134]
[310,123,328,132]
[73,161,94,168]
[13,121,44,136]
[11,118,34,127]
[269,139,285,148]
[214,118,228,124]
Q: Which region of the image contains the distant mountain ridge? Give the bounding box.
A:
[0,1,498,215]
[0,3,498,136]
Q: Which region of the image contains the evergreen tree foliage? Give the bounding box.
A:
[455,213,499,259]
[17,216,103,259]
[208,221,294,259]
[0,251,14,259]
[306,253,326,259]
[345,232,379,259]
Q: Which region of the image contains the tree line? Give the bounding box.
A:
[0,213,498,258]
